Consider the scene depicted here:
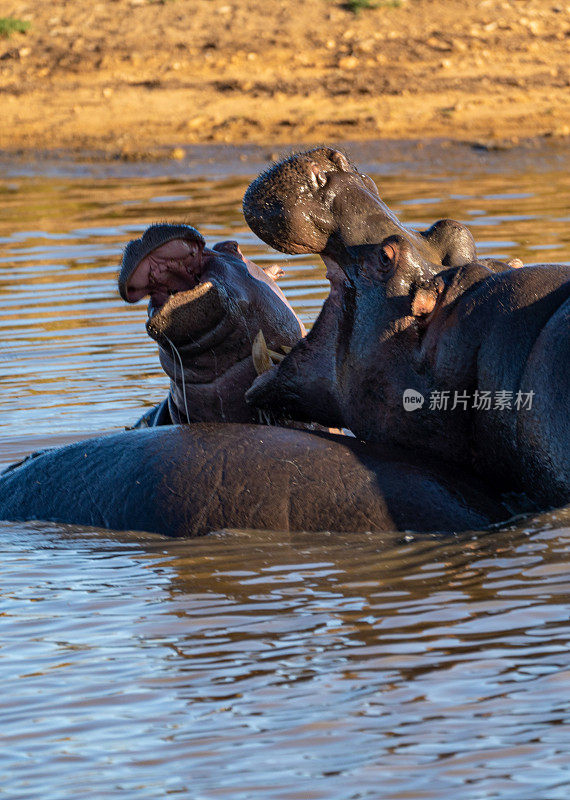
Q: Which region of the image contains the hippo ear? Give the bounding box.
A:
[411,277,445,321]
[263,264,285,281]
[213,240,244,259]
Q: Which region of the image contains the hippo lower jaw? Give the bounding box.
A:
[146,279,234,351]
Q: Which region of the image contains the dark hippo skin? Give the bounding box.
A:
[243,147,517,428]
[330,235,570,508]
[0,424,516,536]
[118,224,304,425]
[243,147,479,264]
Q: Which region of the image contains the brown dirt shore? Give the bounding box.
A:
[1,0,570,159]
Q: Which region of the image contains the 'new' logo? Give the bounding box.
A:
[402,389,425,411]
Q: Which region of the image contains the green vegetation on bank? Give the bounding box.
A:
[343,0,402,12]
[0,17,31,38]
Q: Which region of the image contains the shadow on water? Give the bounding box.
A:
[1,140,570,798]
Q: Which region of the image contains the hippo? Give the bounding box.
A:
[0,195,531,535]
[329,236,570,508]
[243,147,479,263]
[243,148,567,507]
[243,147,518,429]
[0,424,517,536]
[118,223,304,426]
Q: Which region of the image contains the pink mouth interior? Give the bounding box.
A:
[125,238,205,311]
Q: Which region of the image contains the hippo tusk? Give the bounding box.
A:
[252,330,273,375]
[253,330,290,372]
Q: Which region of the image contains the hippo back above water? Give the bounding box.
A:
[0,423,518,536]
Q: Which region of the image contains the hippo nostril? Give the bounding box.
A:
[309,163,327,189]
[329,150,351,173]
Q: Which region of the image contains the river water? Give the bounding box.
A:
[1,140,569,798]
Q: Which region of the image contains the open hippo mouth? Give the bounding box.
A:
[118,222,305,425]
[118,223,238,349]
[119,223,208,315]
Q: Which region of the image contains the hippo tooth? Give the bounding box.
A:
[252,330,273,375]
[267,348,286,363]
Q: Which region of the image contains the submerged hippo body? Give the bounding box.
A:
[119,224,304,425]
[243,148,516,428]
[332,237,570,507]
[0,424,515,536]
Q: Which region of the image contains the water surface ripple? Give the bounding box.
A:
[1,151,570,798]
[2,521,570,799]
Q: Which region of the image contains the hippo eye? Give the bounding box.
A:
[379,242,397,271]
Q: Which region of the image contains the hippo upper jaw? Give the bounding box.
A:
[243,147,479,273]
[243,146,383,255]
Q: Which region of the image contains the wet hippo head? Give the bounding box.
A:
[331,235,475,440]
[119,223,304,424]
[333,232,496,333]
[340,234,443,333]
[333,232,525,417]
[244,149,482,428]
[331,232,570,506]
[243,146,479,267]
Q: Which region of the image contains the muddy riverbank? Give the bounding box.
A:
[2,0,570,159]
